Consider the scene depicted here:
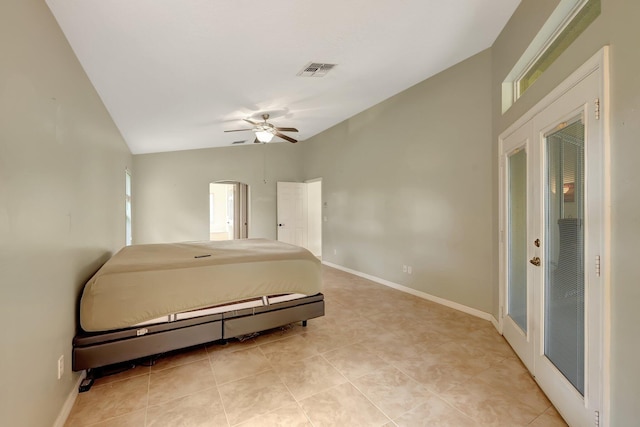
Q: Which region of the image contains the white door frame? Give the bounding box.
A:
[498,46,609,426]
[305,178,323,257]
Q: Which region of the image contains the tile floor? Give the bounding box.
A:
[65,266,568,426]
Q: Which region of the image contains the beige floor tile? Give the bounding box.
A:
[252,323,306,345]
[148,359,215,406]
[393,394,478,427]
[217,370,296,426]
[65,375,149,426]
[206,337,257,360]
[150,345,209,372]
[206,338,257,360]
[528,406,569,427]
[210,346,272,385]
[365,329,436,361]
[426,341,500,377]
[146,387,228,427]
[299,328,357,353]
[236,404,311,427]
[301,315,386,353]
[306,304,361,331]
[439,377,542,426]
[459,328,516,361]
[299,382,390,427]
[92,364,151,387]
[259,334,319,365]
[323,342,392,380]
[275,355,348,400]
[87,409,147,427]
[351,365,431,419]
[474,357,551,413]
[392,353,473,394]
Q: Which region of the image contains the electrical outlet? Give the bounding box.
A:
[402,265,407,273]
[407,266,412,274]
[57,355,64,380]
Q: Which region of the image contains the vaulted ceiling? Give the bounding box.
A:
[45,0,520,154]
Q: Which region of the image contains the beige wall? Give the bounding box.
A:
[133,143,304,244]
[302,50,495,314]
[492,0,640,424]
[0,1,132,426]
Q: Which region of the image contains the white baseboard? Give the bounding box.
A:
[53,371,85,427]
[322,261,500,329]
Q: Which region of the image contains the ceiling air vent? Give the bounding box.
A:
[297,62,336,77]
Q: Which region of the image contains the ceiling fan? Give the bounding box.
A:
[225,114,299,143]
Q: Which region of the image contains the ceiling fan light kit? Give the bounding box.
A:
[255,130,274,143]
[225,113,298,144]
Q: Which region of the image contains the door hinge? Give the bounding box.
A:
[594,98,601,120]
[595,255,601,277]
[594,410,600,426]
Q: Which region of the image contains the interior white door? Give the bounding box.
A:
[500,121,536,372]
[277,181,308,248]
[531,69,603,427]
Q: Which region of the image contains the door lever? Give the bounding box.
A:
[529,256,541,267]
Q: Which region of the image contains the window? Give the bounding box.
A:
[502,0,600,113]
[125,169,132,246]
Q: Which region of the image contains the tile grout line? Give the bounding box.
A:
[143,371,151,427]
[319,352,394,426]
[206,342,232,426]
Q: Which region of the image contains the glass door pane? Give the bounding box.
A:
[544,117,585,395]
[508,148,528,332]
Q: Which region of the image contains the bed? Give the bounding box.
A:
[72,238,324,382]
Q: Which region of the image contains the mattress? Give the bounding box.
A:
[80,239,322,332]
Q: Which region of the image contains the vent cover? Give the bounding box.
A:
[297,62,336,77]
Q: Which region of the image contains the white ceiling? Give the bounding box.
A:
[45,0,520,154]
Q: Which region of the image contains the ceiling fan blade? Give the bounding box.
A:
[224,128,252,132]
[275,132,298,143]
[275,127,298,132]
[243,118,260,125]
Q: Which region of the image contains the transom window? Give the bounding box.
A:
[502,0,600,113]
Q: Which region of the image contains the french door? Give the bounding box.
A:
[500,49,607,426]
[501,122,535,372]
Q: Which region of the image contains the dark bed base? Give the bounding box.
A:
[72,293,324,384]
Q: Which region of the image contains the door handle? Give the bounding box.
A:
[529,256,541,267]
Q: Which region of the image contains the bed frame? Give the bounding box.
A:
[73,293,324,390]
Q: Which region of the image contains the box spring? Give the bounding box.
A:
[73,293,324,371]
